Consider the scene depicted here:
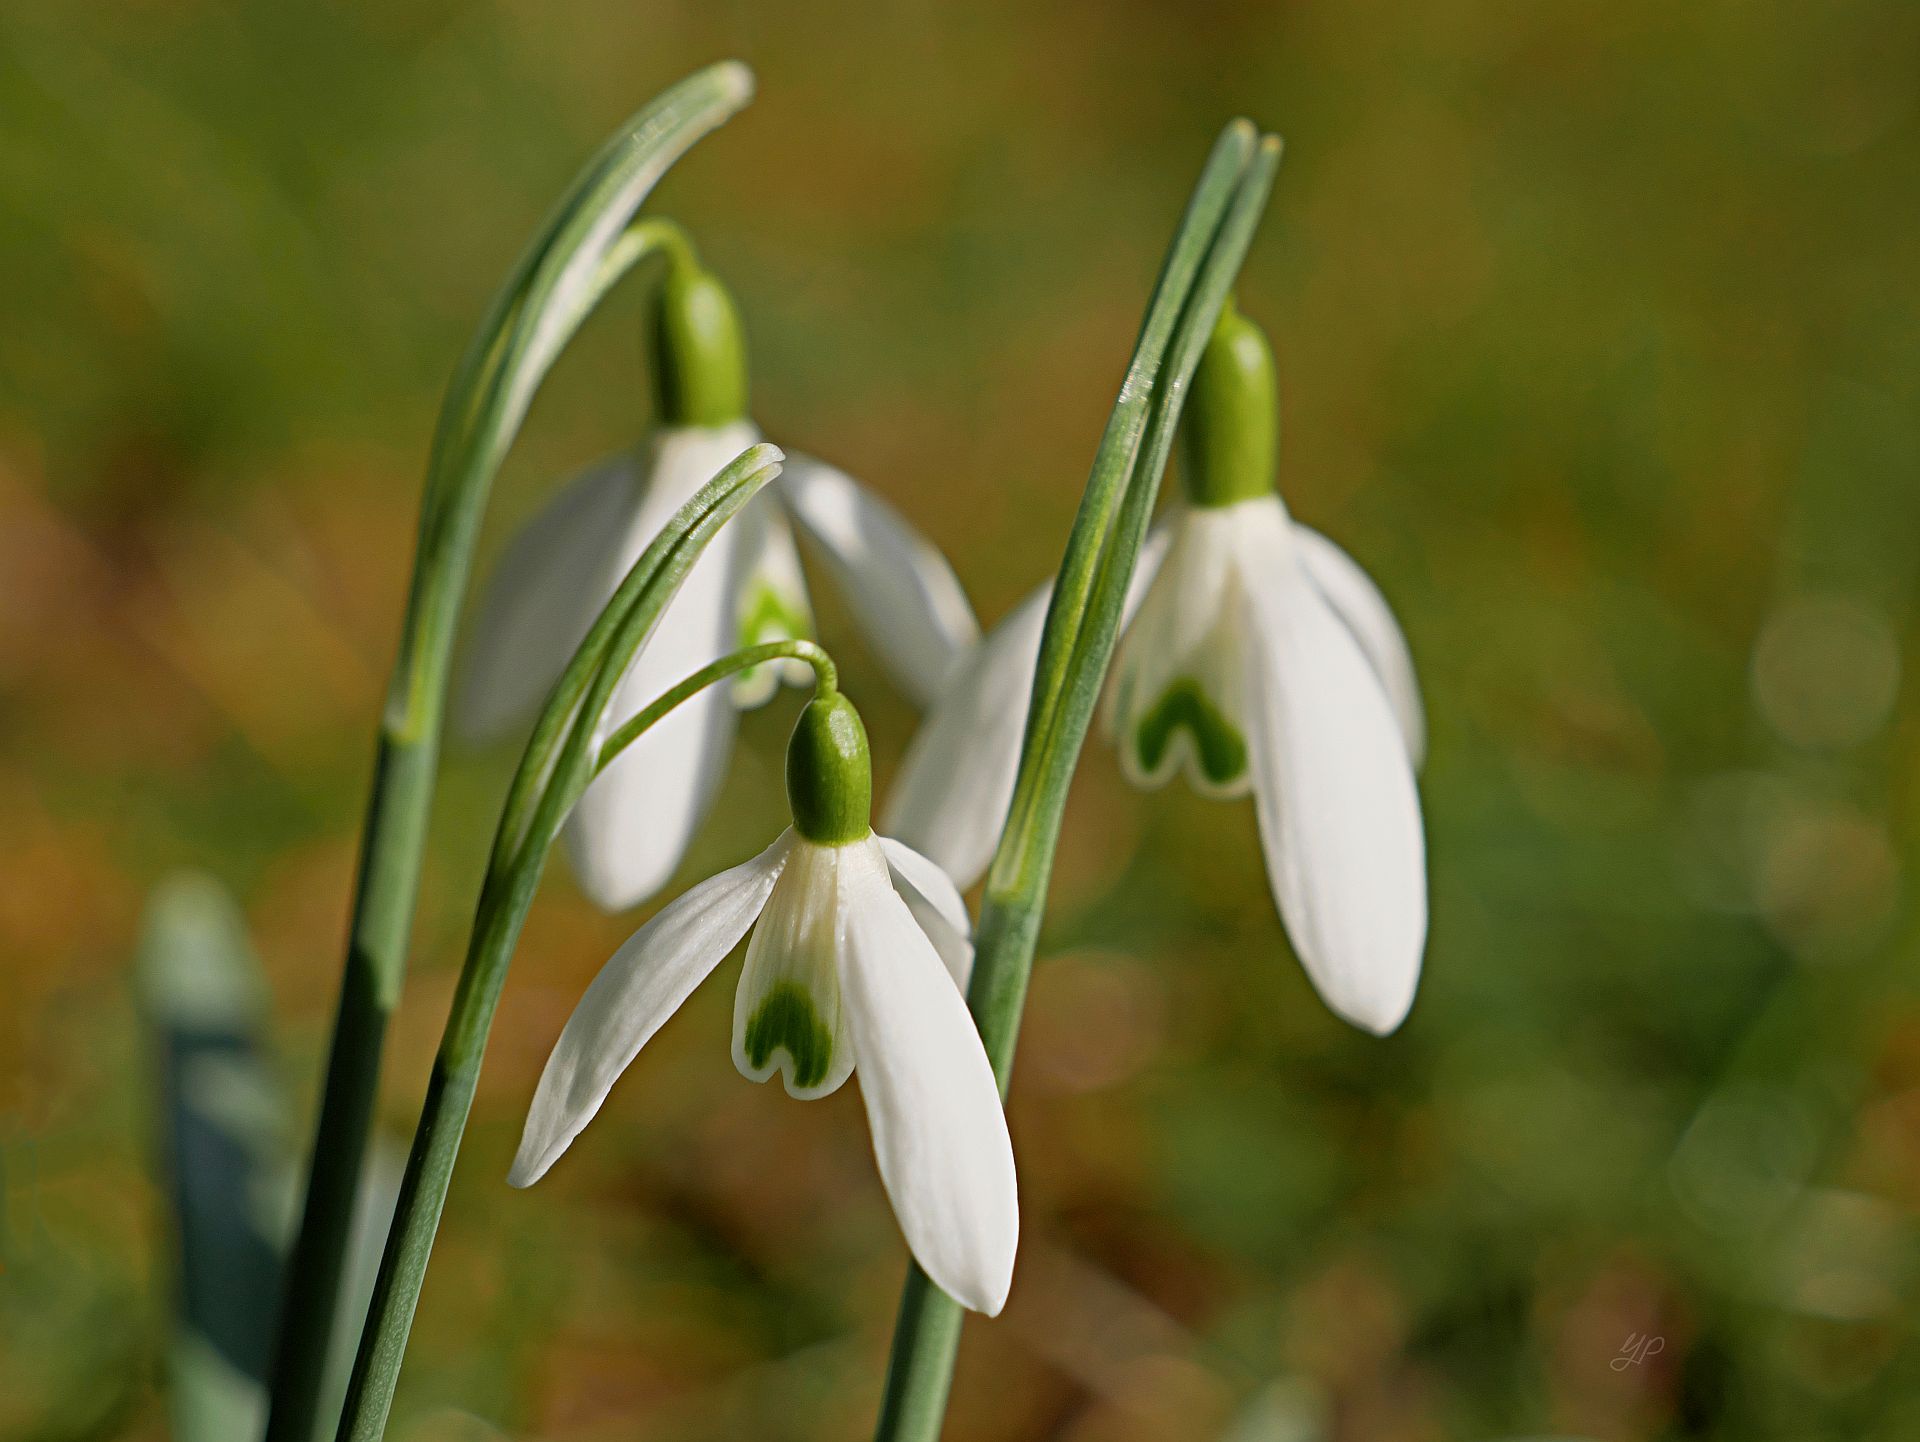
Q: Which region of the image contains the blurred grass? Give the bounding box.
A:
[2,2,1918,1439]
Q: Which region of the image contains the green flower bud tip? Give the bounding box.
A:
[651,261,749,428]
[1179,299,1278,509]
[785,691,873,846]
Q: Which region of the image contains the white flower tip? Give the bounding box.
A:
[712,59,756,104]
[970,1239,1017,1318]
[506,1138,554,1190]
[1300,920,1424,1037]
[1327,980,1417,1038]
[564,815,680,913]
[509,1105,589,1188]
[572,867,650,916]
[921,1206,1016,1317]
[916,1142,1018,1318]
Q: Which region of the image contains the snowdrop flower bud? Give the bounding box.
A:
[512,689,1018,1315]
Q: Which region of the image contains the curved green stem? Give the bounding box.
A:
[595,640,837,777]
[490,637,831,884]
[869,124,1284,1442]
[333,446,782,1442]
[265,64,753,1442]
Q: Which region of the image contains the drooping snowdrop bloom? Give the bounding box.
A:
[458,261,978,911]
[510,689,1018,1315]
[887,302,1427,1034]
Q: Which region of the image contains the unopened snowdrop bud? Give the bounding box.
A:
[1179,299,1277,509]
[785,691,873,845]
[651,259,749,427]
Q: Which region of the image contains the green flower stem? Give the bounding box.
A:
[595,640,838,775]
[333,445,784,1442]
[265,63,754,1442]
[869,124,1282,1442]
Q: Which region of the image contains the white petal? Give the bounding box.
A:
[881,586,1049,891]
[1292,525,1426,768]
[1120,523,1172,626]
[563,423,760,912]
[510,833,790,1186]
[1104,503,1257,799]
[879,836,974,991]
[730,491,816,709]
[455,456,641,743]
[779,456,979,708]
[839,857,1018,1315]
[1238,529,1427,1036]
[731,837,863,1100]
[876,526,1169,891]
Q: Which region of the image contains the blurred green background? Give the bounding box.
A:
[3,2,1918,1439]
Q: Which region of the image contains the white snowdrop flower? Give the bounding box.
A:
[457,262,978,911]
[510,691,1017,1316]
[887,303,1427,1034]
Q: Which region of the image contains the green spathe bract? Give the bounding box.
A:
[1179,299,1278,508]
[786,691,875,846]
[653,260,750,427]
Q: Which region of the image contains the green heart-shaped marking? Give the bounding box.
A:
[744,980,835,1089]
[1134,678,1247,787]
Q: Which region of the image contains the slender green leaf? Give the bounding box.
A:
[267,62,753,1442]
[333,445,784,1442]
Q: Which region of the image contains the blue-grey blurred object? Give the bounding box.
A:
[136,871,287,1442]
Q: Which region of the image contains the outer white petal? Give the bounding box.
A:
[455,457,640,743]
[882,587,1049,891]
[509,833,790,1186]
[1236,519,1427,1036]
[1292,525,1426,768]
[730,489,816,709]
[778,455,979,708]
[564,423,760,912]
[731,837,861,1100]
[879,836,974,990]
[839,852,1018,1315]
[877,527,1170,893]
[1120,523,1172,626]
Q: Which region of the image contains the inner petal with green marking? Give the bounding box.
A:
[732,839,855,1098]
[733,575,815,707]
[1104,503,1254,799]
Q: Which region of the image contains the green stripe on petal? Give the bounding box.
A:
[734,584,813,703]
[732,515,815,706]
[743,980,836,1090]
[1134,677,1249,789]
[739,577,813,646]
